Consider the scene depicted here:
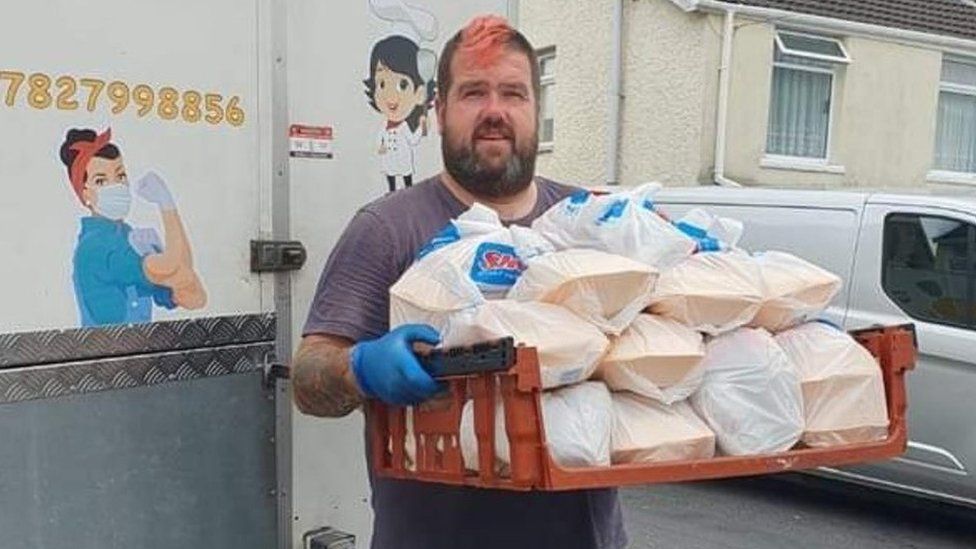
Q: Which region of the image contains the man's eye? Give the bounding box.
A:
[464,89,485,98]
[379,80,386,90]
[399,79,410,91]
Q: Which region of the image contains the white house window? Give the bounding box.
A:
[774,32,850,64]
[933,58,976,174]
[538,48,555,148]
[766,31,850,160]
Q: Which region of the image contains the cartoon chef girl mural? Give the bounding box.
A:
[365,0,439,193]
[60,127,207,327]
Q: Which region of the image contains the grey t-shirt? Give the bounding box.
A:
[303,175,627,549]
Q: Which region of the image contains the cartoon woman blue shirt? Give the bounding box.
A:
[73,217,175,326]
[62,128,207,327]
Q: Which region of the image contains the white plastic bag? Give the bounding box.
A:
[649,251,765,335]
[441,300,610,389]
[691,328,804,455]
[532,184,696,270]
[610,393,715,464]
[391,203,554,330]
[750,251,843,333]
[460,381,613,472]
[508,249,658,335]
[775,321,889,447]
[390,246,487,331]
[596,314,705,404]
[673,208,745,252]
[419,203,526,297]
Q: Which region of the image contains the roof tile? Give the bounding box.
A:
[717,0,976,41]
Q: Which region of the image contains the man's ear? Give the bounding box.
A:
[435,92,446,136]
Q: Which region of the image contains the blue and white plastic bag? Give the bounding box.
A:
[532,183,696,270]
[391,204,553,328]
[673,208,745,253]
[391,204,607,389]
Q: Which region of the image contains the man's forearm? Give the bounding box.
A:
[291,335,364,418]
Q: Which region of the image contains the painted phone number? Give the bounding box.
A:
[0,71,245,127]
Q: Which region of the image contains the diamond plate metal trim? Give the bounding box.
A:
[0,314,275,369]
[0,343,273,405]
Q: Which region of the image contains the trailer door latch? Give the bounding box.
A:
[250,240,307,272]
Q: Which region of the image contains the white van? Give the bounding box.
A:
[653,185,976,508]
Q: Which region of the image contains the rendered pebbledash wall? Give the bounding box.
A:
[520,0,952,190]
[520,0,713,187]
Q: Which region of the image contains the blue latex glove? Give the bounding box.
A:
[136,171,176,210]
[350,324,443,406]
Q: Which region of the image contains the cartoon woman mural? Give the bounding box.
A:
[60,127,207,327]
[365,0,439,193]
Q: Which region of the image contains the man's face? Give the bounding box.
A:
[436,47,538,198]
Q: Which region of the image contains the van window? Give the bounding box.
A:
[883,213,976,329]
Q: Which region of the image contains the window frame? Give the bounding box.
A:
[931,56,976,177]
[774,30,851,65]
[881,211,976,331]
[537,47,556,151]
[765,45,839,162]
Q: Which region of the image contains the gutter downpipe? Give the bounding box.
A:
[713,6,740,187]
[607,0,624,185]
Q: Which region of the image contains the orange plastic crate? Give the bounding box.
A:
[369,324,916,491]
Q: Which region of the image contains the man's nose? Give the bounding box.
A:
[480,90,505,118]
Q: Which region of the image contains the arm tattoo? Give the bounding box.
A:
[291,337,363,418]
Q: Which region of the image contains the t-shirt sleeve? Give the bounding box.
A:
[302,208,400,342]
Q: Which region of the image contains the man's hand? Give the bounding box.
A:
[350,324,442,406]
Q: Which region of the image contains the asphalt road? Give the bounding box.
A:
[620,473,976,548]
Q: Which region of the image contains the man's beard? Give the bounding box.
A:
[442,118,537,199]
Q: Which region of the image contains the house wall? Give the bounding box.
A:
[723,16,944,188]
[518,0,614,185]
[520,0,955,190]
[519,0,713,186]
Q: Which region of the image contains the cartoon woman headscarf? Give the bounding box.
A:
[60,127,207,327]
[365,0,438,193]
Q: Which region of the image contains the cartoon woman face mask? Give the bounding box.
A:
[93,183,132,220]
[79,152,131,221]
